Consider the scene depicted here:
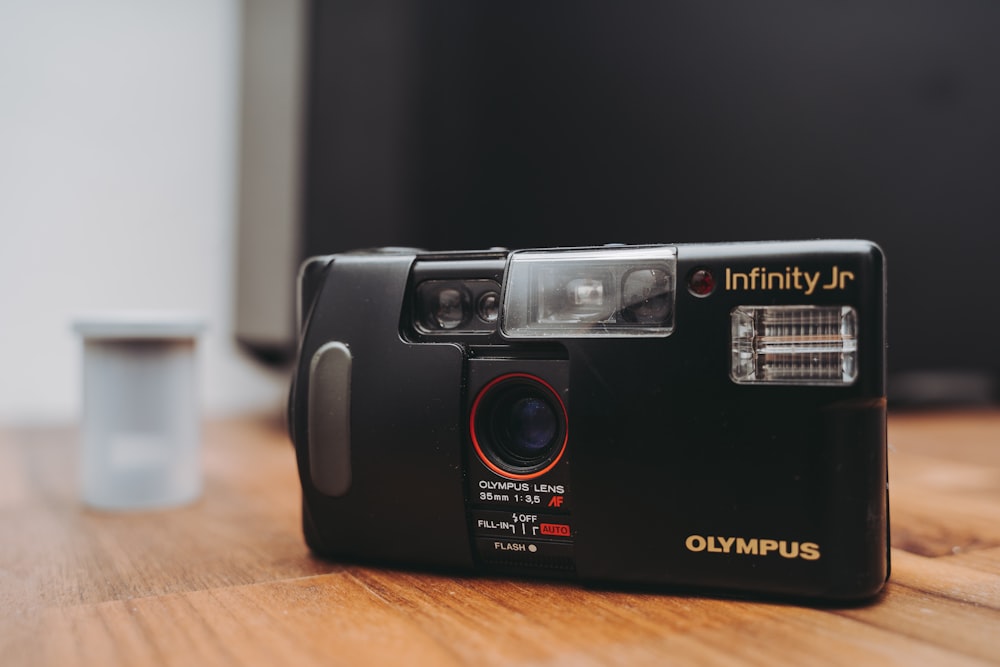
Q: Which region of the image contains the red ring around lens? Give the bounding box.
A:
[469,372,569,480]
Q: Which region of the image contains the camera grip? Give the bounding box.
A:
[307,341,352,497]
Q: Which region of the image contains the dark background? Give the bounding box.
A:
[300,0,1000,402]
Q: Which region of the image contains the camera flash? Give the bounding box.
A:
[731,305,858,385]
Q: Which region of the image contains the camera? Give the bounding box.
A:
[288,240,888,600]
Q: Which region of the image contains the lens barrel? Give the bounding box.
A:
[470,374,568,479]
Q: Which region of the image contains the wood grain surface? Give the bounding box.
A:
[2,412,998,666]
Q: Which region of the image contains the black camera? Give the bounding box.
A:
[288,241,888,600]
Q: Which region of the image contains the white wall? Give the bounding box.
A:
[0,0,288,424]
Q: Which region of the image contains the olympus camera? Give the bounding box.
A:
[288,240,888,600]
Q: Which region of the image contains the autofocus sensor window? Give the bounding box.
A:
[415,281,471,331]
[414,279,501,333]
[470,374,568,480]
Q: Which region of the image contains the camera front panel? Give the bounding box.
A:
[554,241,887,598]
[465,357,576,574]
[290,240,887,600]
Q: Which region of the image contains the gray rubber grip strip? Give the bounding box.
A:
[308,341,352,496]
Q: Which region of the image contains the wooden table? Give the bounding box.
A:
[2,412,998,666]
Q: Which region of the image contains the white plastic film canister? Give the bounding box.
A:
[73,313,206,510]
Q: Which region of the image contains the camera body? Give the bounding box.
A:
[288,240,888,600]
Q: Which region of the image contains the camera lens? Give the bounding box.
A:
[501,397,557,460]
[471,374,568,479]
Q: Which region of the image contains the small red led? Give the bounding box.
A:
[688,268,716,297]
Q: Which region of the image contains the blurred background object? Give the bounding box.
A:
[237,0,1000,405]
[0,0,286,424]
[74,313,206,510]
[3,1,997,425]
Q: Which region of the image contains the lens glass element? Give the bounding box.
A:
[477,291,500,323]
[434,288,466,329]
[537,271,614,323]
[415,281,471,332]
[621,268,673,324]
[471,374,568,479]
[502,397,557,459]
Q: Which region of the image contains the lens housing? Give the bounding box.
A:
[470,373,568,479]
